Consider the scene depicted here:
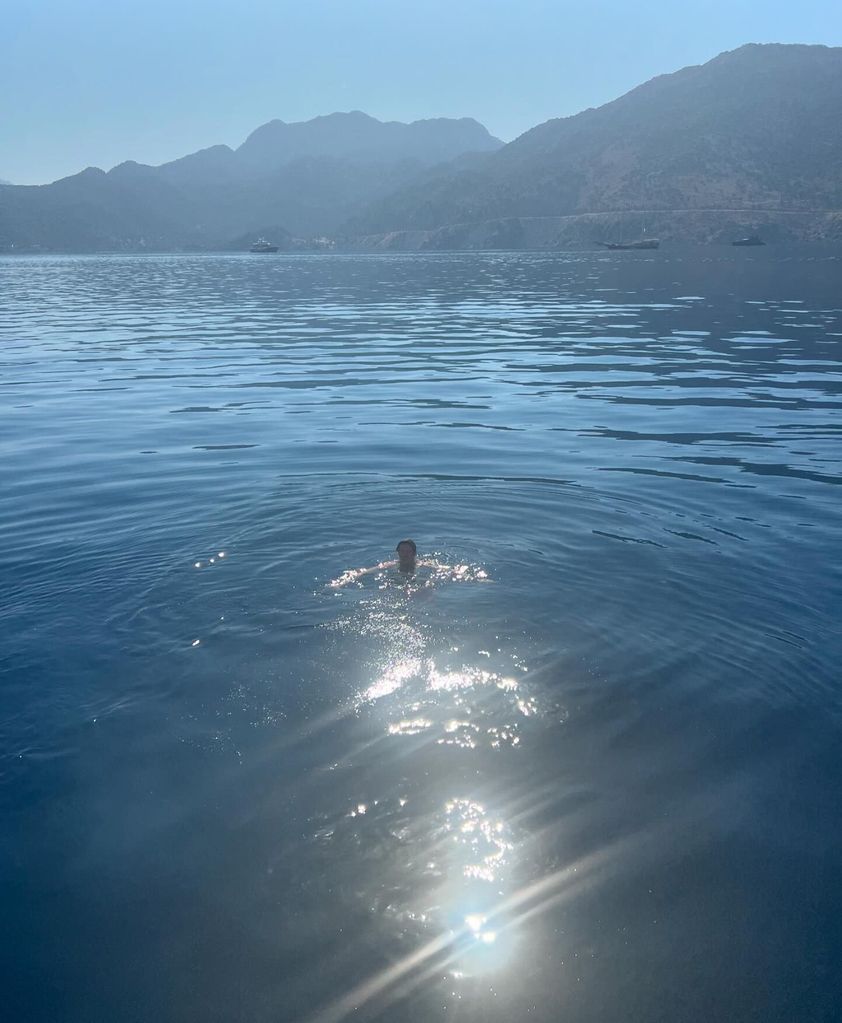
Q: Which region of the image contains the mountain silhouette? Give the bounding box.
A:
[0,113,502,251]
[347,44,842,244]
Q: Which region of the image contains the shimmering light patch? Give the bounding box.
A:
[429,665,494,692]
[445,798,514,884]
[438,719,480,749]
[426,663,521,696]
[516,696,537,716]
[496,675,519,692]
[388,717,433,736]
[429,562,490,583]
[487,724,520,748]
[363,652,536,751]
[361,657,422,702]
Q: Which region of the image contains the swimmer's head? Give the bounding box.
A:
[396,539,417,571]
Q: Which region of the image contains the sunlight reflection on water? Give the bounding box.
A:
[315,556,541,997]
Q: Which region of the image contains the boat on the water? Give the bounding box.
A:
[732,235,765,247]
[600,239,660,250]
[250,238,279,253]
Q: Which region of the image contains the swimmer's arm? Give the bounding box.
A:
[328,560,396,588]
[418,559,492,582]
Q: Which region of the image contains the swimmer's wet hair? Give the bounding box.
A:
[396,539,417,553]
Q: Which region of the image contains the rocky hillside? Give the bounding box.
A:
[346,44,842,238]
[0,114,502,251]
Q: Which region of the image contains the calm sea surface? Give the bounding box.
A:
[2,251,841,1022]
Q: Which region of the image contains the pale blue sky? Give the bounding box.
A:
[3,0,842,184]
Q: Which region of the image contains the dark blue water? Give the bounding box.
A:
[2,251,841,1022]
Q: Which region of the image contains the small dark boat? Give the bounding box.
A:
[600,239,660,250]
[250,238,279,253]
[732,235,765,247]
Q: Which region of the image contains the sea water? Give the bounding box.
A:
[1,250,841,1022]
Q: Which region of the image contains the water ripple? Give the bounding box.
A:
[2,250,841,1023]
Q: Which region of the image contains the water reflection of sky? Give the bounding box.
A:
[2,252,841,1023]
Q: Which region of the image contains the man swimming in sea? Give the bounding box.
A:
[394,538,420,573]
[329,540,489,589]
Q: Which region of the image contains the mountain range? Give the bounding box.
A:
[2,43,841,252]
[0,114,502,251]
[348,43,842,247]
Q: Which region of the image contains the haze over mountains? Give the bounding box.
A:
[2,43,841,252]
[349,43,842,247]
[0,114,502,251]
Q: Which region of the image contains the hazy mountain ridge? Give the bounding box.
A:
[0,114,502,251]
[3,44,842,252]
[346,44,842,238]
[236,111,498,170]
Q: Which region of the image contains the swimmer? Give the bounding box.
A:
[329,539,424,587]
[394,538,420,573]
[329,540,490,589]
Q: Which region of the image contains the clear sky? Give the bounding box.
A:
[3,0,842,185]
